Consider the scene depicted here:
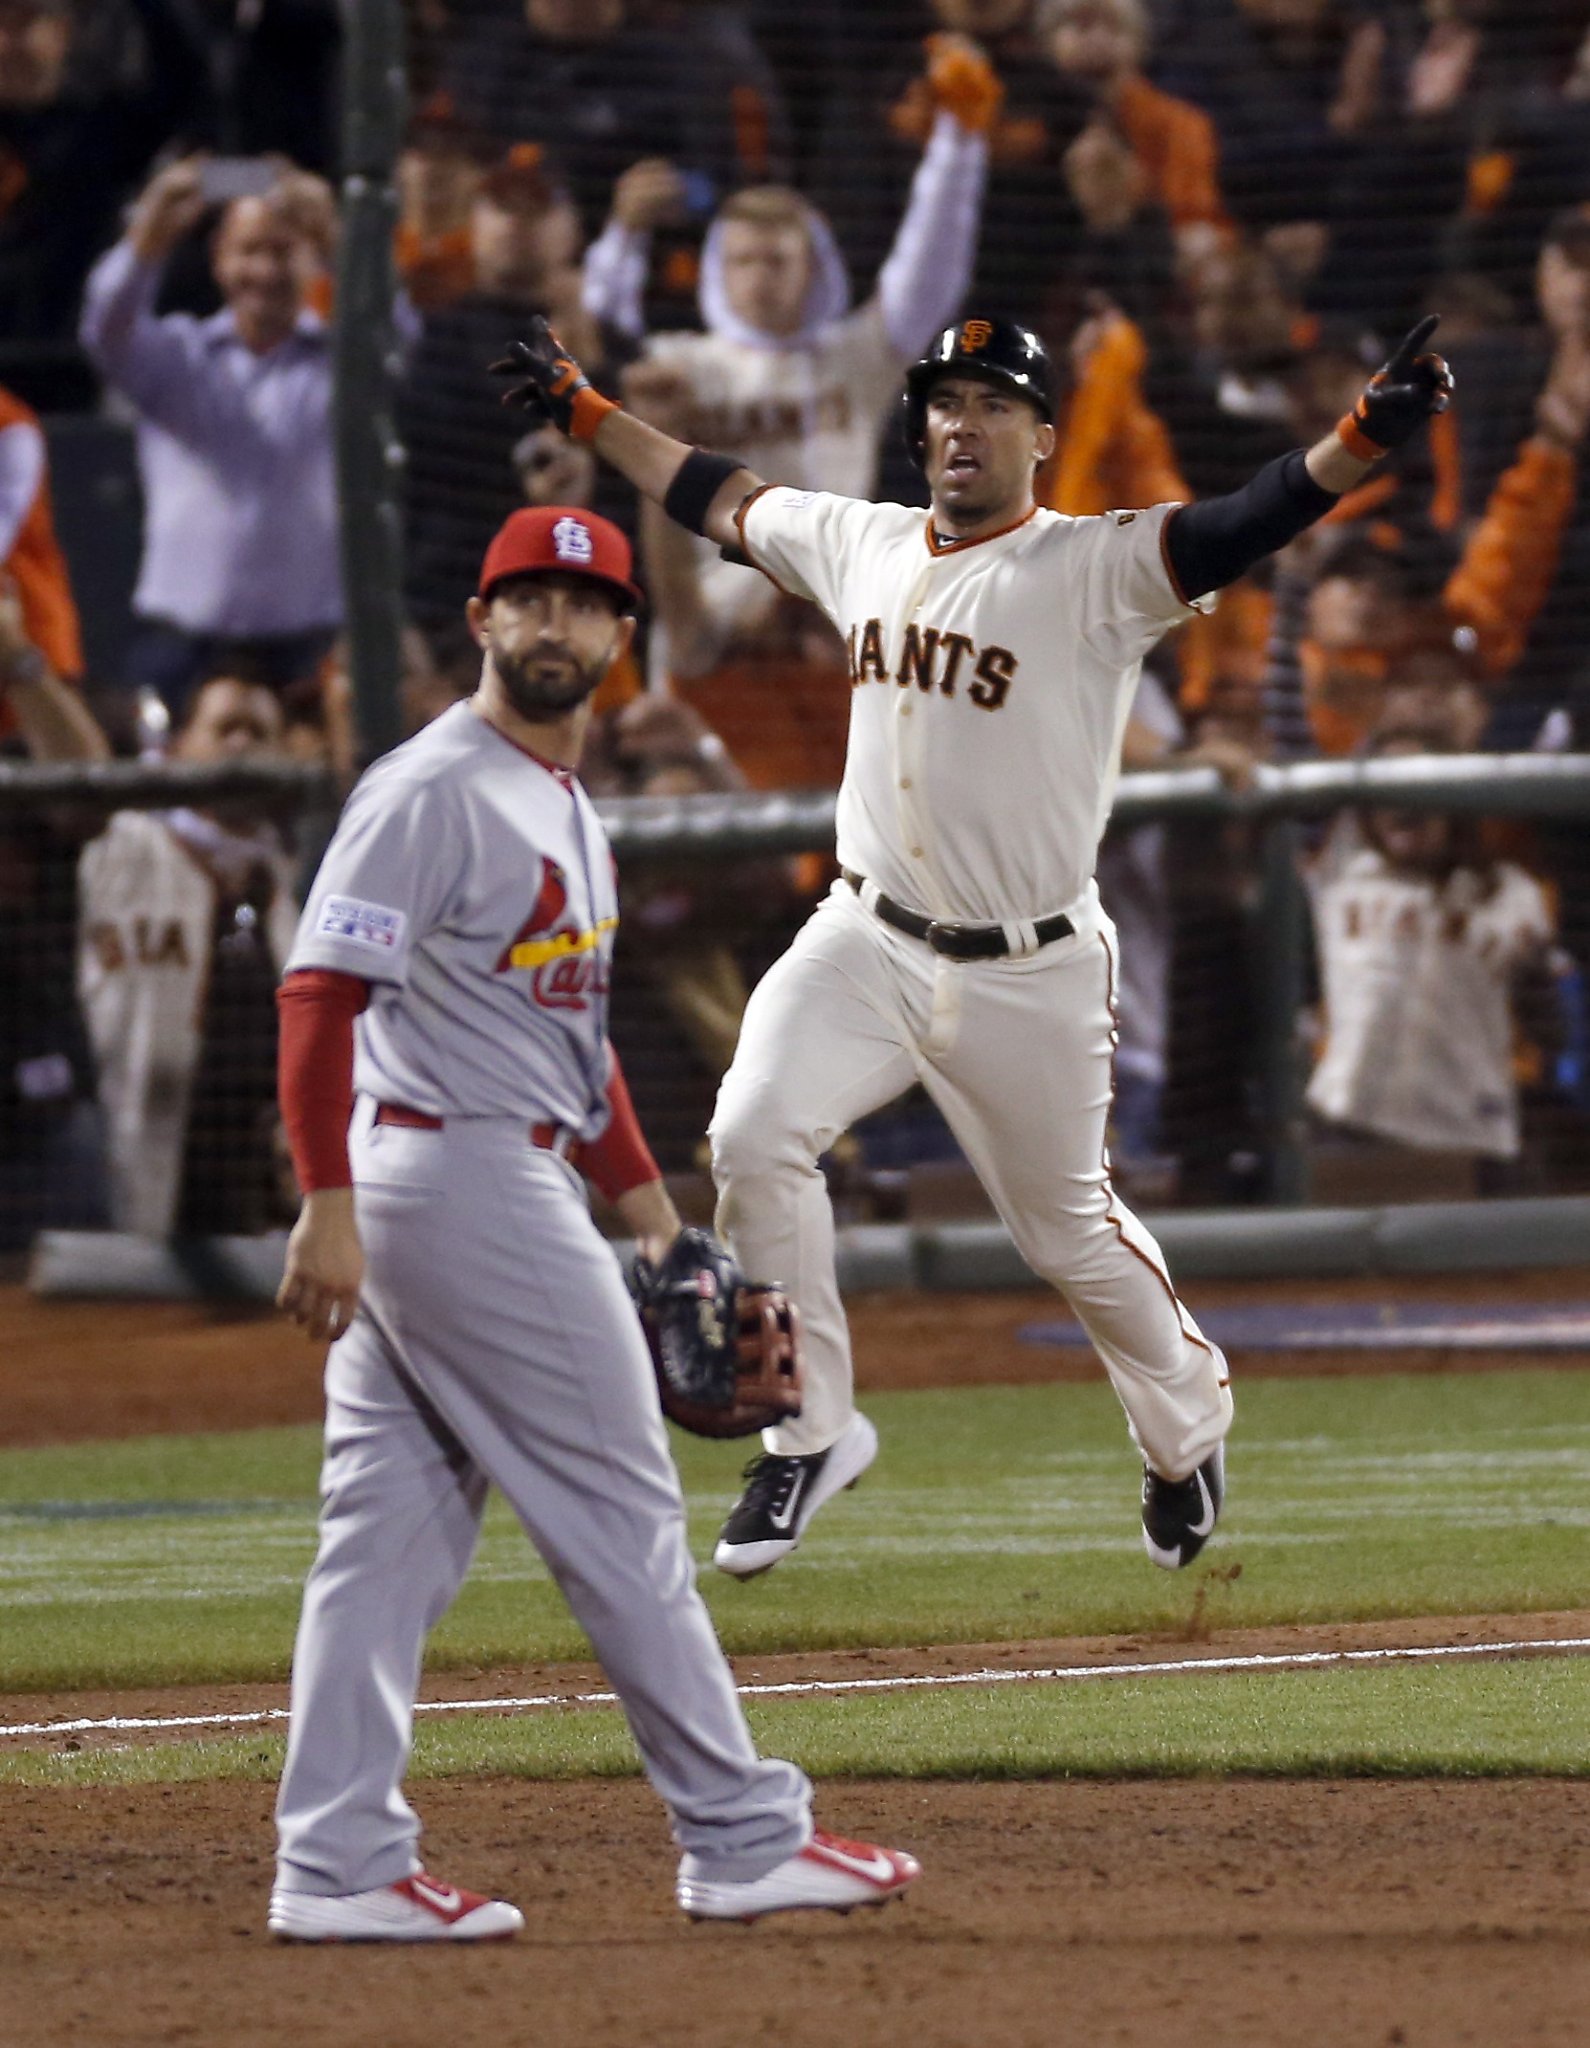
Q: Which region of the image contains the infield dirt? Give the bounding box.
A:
[3,1776,1588,2048]
[3,1275,1587,2045]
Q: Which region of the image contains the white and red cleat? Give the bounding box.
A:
[676,1827,921,1924]
[268,1869,525,1942]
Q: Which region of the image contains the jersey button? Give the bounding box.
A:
[910,846,924,859]
[900,777,912,790]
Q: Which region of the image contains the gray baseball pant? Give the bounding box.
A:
[274,1109,811,1896]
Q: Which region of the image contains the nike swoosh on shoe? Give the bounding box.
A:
[766,1469,808,1533]
[405,1876,463,1914]
[805,1841,899,1885]
[1187,1473,1216,1539]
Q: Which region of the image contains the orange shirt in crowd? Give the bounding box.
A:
[677,647,850,797]
[677,645,849,896]
[394,221,477,313]
[1039,315,1260,718]
[1445,435,1576,680]
[1112,73,1230,235]
[1300,433,1577,754]
[592,645,644,718]
[304,223,476,324]
[0,384,83,680]
[1040,313,1189,519]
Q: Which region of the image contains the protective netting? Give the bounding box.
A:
[1,772,1586,1250]
[2,0,1590,1248]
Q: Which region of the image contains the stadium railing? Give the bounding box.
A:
[5,750,1586,1287]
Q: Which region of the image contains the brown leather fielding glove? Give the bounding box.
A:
[1337,314,1455,461]
[491,316,618,442]
[631,1226,803,1439]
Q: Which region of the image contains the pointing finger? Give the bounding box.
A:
[489,341,533,376]
[1387,314,1440,373]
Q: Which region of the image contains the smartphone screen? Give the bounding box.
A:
[200,158,278,204]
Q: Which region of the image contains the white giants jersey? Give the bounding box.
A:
[737,486,1206,925]
[1307,852,1552,1157]
[287,702,618,1135]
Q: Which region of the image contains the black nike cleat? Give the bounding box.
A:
[713,1413,878,1578]
[1141,1445,1225,1569]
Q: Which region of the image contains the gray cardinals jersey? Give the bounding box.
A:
[287,701,617,1136]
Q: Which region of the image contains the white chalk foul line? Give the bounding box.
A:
[3,1634,1588,1744]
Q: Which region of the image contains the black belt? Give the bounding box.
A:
[842,869,1073,960]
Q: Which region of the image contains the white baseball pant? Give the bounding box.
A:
[710,882,1233,1475]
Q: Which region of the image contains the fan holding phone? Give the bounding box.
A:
[78,153,347,716]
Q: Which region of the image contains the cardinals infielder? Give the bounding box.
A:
[495,307,1453,1578]
[266,506,920,1942]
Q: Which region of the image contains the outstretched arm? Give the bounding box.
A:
[1165,317,1454,602]
[872,39,994,359]
[493,320,763,552]
[79,158,217,437]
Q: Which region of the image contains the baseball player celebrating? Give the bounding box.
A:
[267,505,920,1941]
[495,312,1452,1579]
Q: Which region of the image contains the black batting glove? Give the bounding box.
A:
[1338,315,1455,460]
[490,317,616,442]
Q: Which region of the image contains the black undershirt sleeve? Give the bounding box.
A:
[1163,449,1339,604]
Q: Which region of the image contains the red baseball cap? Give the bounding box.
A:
[478,506,643,610]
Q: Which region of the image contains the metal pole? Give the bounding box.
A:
[334,0,406,763]
[1252,816,1310,1204]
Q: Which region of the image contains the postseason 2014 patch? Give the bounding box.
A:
[316,895,405,950]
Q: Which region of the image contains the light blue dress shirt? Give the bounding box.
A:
[81,240,344,638]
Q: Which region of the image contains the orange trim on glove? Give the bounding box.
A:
[1335,408,1386,464]
[566,383,617,444]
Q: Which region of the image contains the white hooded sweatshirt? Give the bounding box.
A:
[583,112,986,656]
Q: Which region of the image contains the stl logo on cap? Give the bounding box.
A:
[552,516,594,566]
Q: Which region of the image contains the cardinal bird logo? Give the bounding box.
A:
[495,859,618,1002]
[494,859,570,972]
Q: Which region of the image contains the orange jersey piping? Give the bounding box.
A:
[733,482,802,599]
[922,504,1039,556]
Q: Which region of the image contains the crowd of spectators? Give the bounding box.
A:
[4,0,1590,1244]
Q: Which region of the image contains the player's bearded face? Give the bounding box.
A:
[492,636,610,718]
[485,578,621,718]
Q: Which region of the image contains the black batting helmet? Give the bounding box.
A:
[902,317,1055,467]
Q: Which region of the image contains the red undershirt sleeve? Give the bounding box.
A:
[277,968,372,1194]
[581,1047,662,1204]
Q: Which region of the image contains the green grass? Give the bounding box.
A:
[2,1372,1588,1694]
[4,1654,1586,1789]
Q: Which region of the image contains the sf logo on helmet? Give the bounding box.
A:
[959,320,993,353]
